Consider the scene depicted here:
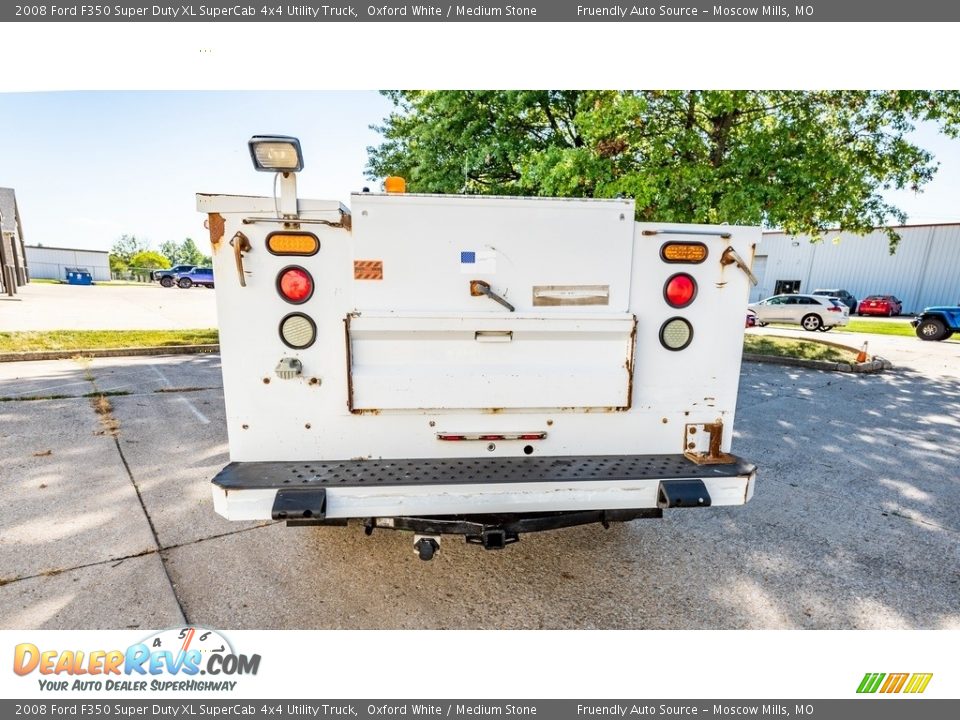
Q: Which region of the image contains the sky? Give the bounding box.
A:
[2,90,960,252]
[0,91,394,251]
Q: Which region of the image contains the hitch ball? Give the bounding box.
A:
[414,536,440,561]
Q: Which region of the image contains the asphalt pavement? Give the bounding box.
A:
[0,282,217,331]
[0,339,958,630]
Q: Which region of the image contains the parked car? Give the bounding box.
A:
[812,288,858,314]
[911,305,960,341]
[175,267,214,288]
[154,264,196,287]
[748,293,850,331]
[858,295,903,317]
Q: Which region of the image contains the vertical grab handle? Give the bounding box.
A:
[230,231,252,287]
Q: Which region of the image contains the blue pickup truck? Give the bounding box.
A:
[912,305,960,341]
[175,267,214,289]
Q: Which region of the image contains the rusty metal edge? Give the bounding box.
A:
[0,344,220,363]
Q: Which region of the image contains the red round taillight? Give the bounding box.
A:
[277,267,313,304]
[664,273,697,308]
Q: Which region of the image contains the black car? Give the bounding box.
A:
[154,265,196,287]
[813,288,858,314]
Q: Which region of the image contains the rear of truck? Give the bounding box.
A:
[198,141,758,556]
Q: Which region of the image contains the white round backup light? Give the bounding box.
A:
[279,313,316,349]
[659,317,693,351]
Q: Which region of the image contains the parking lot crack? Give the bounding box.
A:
[75,362,189,624]
[0,524,274,590]
[112,434,190,624]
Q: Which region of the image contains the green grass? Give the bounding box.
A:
[29,279,154,287]
[0,329,219,353]
[762,319,914,337]
[843,319,915,337]
[743,335,858,363]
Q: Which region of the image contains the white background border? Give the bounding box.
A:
[2,18,958,701]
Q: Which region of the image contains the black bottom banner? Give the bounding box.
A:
[4,700,958,720]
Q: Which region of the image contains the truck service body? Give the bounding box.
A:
[198,137,758,556]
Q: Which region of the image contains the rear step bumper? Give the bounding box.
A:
[211,454,756,521]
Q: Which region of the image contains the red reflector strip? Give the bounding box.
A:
[436,432,548,441]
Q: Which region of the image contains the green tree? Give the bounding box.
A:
[367,90,960,249]
[177,238,206,266]
[129,250,170,270]
[159,240,181,266]
[159,238,209,266]
[108,254,128,275]
[110,234,149,264]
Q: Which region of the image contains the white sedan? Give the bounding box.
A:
[747,293,850,331]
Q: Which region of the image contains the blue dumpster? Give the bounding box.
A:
[64,267,93,285]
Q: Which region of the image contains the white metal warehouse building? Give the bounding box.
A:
[25,245,111,282]
[753,223,960,314]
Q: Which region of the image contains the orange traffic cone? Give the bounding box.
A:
[856,341,868,364]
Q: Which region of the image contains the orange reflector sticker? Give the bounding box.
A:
[354,260,384,280]
[660,242,708,264]
[266,232,319,256]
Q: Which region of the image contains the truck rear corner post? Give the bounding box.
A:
[198,135,759,560]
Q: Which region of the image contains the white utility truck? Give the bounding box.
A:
[198,135,759,560]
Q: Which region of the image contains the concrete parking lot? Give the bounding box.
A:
[0,282,217,331]
[0,337,958,630]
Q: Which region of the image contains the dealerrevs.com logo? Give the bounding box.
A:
[857,672,933,694]
[13,627,261,692]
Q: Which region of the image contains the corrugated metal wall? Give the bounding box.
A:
[25,246,111,282]
[754,225,960,313]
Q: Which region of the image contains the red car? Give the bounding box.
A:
[858,295,902,317]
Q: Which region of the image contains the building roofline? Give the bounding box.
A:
[763,221,960,235]
[25,244,109,254]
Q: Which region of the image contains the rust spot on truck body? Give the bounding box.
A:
[207,213,225,252]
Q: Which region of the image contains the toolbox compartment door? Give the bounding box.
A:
[347,313,636,411]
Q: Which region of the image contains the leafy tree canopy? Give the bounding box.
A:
[367,90,960,248]
[160,238,211,267]
[110,234,149,263]
[129,250,170,269]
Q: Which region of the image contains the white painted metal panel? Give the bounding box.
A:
[348,313,636,410]
[200,191,757,463]
[349,193,636,314]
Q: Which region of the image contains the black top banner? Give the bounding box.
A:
[6,1,960,22]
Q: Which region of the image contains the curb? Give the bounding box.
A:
[743,353,893,374]
[0,344,220,363]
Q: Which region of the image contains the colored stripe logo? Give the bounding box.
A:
[857,672,933,694]
[353,260,383,280]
